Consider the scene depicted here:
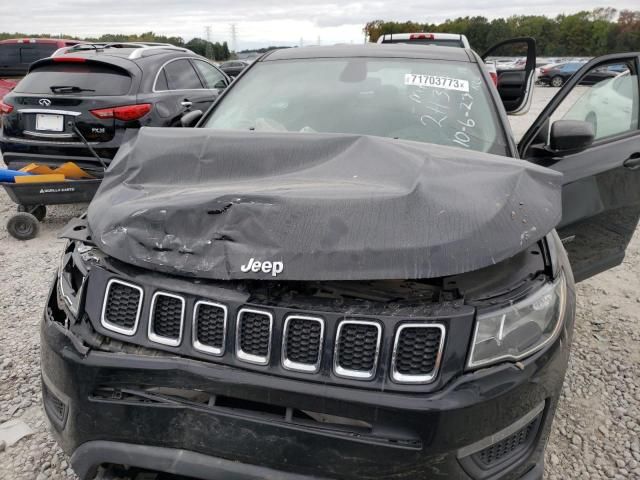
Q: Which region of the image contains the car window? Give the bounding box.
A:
[192,60,227,89]
[160,59,203,90]
[203,58,508,155]
[0,44,20,65]
[14,63,132,95]
[554,62,638,141]
[154,68,169,91]
[19,45,57,64]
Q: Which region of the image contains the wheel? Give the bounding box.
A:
[551,75,564,87]
[7,212,40,240]
[18,204,47,221]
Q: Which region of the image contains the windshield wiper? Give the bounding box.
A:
[50,85,96,94]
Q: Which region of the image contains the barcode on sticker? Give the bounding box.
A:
[404,74,469,92]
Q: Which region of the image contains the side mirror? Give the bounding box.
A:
[549,120,594,153]
[180,109,203,128]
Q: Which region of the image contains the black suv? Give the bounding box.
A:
[42,43,640,480]
[0,44,229,174]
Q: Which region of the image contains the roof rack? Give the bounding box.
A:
[55,42,189,58]
[64,42,173,51]
[128,45,191,59]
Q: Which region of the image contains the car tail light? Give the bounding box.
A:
[489,71,498,86]
[90,104,152,121]
[0,101,13,114]
[540,68,547,74]
[52,57,86,63]
[410,33,435,40]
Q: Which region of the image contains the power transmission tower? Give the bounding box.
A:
[205,26,213,59]
[230,24,237,53]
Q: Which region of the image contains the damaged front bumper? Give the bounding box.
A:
[41,275,573,480]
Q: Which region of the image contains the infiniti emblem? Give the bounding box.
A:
[38,98,52,107]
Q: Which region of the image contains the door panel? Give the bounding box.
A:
[481,37,536,115]
[519,53,640,282]
[553,136,640,281]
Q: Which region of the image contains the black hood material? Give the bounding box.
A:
[87,128,562,281]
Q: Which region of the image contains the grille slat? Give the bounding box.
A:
[282,316,324,373]
[236,309,273,365]
[334,320,381,380]
[391,324,445,384]
[148,292,185,346]
[193,301,227,355]
[101,279,143,336]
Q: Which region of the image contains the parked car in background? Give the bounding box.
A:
[219,60,250,77]
[377,32,470,48]
[538,61,615,87]
[0,38,84,77]
[607,63,629,73]
[0,44,230,174]
[563,70,637,139]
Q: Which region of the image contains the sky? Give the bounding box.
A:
[0,1,636,50]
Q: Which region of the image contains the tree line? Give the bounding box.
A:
[364,8,640,56]
[0,31,232,61]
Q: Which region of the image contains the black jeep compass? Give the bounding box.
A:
[40,43,640,479]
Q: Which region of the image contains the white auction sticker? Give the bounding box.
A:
[404,74,469,92]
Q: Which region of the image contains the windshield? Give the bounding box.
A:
[203,58,508,155]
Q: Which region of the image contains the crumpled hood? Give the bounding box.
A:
[87,128,562,280]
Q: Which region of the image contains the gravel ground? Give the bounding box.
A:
[0,86,639,480]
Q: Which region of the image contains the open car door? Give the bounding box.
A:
[519,53,640,282]
[481,37,536,115]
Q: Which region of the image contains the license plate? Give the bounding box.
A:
[35,114,64,132]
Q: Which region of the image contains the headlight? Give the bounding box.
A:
[468,271,567,369]
[57,241,92,317]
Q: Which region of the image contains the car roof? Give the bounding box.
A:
[261,44,475,63]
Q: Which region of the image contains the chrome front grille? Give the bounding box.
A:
[193,301,228,356]
[282,315,324,373]
[148,292,185,346]
[236,308,273,365]
[391,323,445,384]
[101,279,144,336]
[98,277,448,386]
[334,320,382,380]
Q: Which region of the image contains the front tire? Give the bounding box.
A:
[551,75,564,87]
